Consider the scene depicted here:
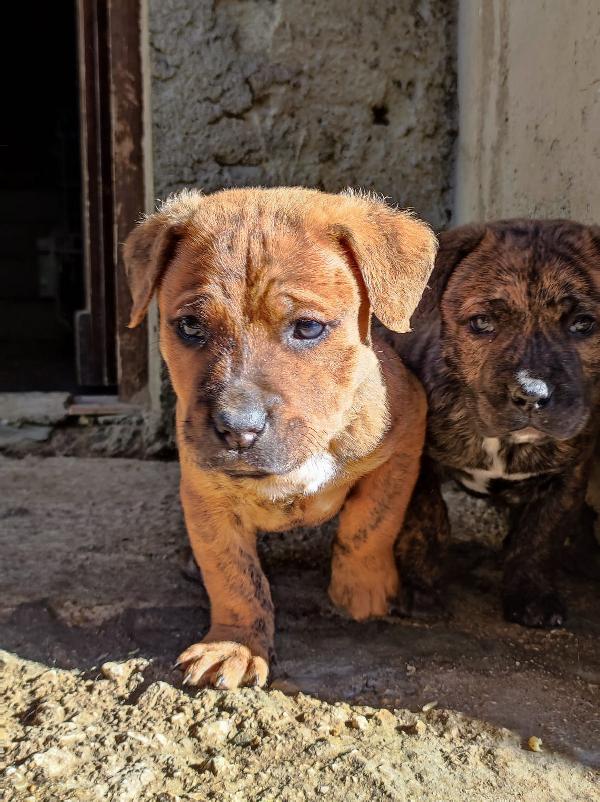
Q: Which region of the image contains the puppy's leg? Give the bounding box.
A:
[329,448,420,620]
[502,466,588,628]
[562,501,600,580]
[395,458,450,616]
[176,485,274,689]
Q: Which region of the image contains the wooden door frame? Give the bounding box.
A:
[76,0,148,402]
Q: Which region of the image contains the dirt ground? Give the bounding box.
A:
[1,455,599,801]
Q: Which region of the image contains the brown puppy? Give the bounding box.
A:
[124,187,436,688]
[395,219,600,627]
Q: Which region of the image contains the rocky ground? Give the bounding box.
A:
[1,455,599,801]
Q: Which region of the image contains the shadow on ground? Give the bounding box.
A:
[1,455,599,768]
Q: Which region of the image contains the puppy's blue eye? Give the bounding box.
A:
[293,319,326,340]
[177,316,206,343]
[469,314,495,334]
[569,315,595,336]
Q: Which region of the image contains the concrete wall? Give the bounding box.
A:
[455,0,600,224]
[148,0,457,228]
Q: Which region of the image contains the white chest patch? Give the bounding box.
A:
[459,437,539,494]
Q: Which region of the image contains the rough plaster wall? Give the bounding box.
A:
[149,0,456,227]
[455,0,600,224]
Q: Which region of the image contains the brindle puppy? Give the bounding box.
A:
[124,187,436,688]
[395,219,600,628]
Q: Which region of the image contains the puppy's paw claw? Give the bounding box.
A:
[503,589,567,629]
[176,641,269,689]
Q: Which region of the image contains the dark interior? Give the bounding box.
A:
[0,3,84,391]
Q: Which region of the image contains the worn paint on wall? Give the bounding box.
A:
[455,0,600,224]
[149,0,456,228]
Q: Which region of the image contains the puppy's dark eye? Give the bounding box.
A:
[177,316,206,343]
[469,314,495,334]
[569,314,595,336]
[292,319,326,340]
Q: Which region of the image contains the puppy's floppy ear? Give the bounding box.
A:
[330,191,438,333]
[412,223,487,321]
[123,189,203,327]
[123,217,181,327]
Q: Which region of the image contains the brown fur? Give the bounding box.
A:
[124,186,436,687]
[395,219,600,627]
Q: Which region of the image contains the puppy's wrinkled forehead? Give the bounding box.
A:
[448,227,600,318]
[164,212,355,319]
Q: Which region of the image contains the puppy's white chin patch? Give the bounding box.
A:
[290,453,338,494]
[509,427,545,444]
[255,453,338,500]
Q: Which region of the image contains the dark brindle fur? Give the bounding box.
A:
[394,219,600,628]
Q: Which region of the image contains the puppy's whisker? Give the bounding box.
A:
[296,432,323,454]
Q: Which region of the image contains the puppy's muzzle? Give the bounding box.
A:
[509,371,554,412]
[213,406,266,450]
[211,383,269,450]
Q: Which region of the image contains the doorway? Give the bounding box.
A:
[0,3,85,391]
[0,0,147,401]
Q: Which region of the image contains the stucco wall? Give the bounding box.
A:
[148,0,456,228]
[455,0,600,224]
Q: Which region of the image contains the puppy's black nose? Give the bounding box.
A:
[213,407,266,450]
[509,371,554,411]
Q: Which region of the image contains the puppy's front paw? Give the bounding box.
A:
[396,581,448,620]
[503,587,567,629]
[329,554,399,621]
[176,640,269,689]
